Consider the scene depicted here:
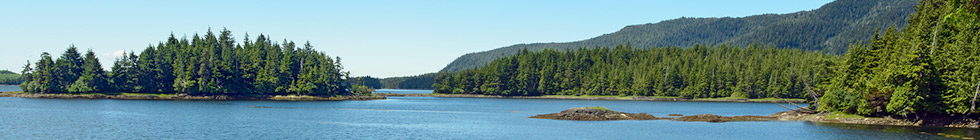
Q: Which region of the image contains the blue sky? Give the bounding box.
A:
[1,0,832,78]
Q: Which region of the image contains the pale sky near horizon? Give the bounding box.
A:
[1,0,833,78]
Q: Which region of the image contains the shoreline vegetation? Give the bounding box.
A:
[0,92,384,101]
[381,93,806,103]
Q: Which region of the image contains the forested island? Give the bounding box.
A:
[12,28,379,100]
[435,0,980,126]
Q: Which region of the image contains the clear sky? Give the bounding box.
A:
[1,0,833,78]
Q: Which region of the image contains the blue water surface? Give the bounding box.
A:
[0,85,20,92]
[374,89,433,94]
[0,87,975,139]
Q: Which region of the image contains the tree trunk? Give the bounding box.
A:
[776,103,795,111]
[930,19,940,55]
[971,80,979,113]
[801,76,820,106]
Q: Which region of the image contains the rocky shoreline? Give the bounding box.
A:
[531,107,979,129]
[768,110,980,129]
[530,107,777,122]
[0,92,386,101]
[381,93,806,103]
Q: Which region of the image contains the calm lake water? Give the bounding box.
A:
[374,88,433,94]
[0,88,976,139]
[0,85,20,92]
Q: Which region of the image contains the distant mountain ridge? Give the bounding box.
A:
[440,0,917,72]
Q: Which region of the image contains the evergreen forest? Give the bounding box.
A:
[434,44,834,99]
[379,73,438,89]
[0,70,21,85]
[19,28,360,97]
[436,0,980,118]
[440,0,917,72]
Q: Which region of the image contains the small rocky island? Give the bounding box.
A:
[676,114,775,122]
[529,107,660,120]
[530,106,776,122]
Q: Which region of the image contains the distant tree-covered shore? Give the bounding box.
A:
[0,70,21,85]
[435,44,834,99]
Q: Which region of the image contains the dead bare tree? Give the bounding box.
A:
[775,102,819,114]
[790,102,808,109]
[777,103,795,110]
[801,75,821,107]
[770,75,823,114]
[971,80,979,114]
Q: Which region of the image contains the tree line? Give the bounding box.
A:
[434,0,980,118]
[380,73,437,89]
[434,44,835,99]
[817,0,980,117]
[0,70,21,85]
[19,28,362,96]
[439,0,915,73]
[352,76,383,89]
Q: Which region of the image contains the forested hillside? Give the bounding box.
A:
[817,0,980,117]
[435,44,835,99]
[379,73,437,89]
[352,76,383,89]
[436,0,980,119]
[0,70,21,85]
[19,28,360,96]
[441,0,916,72]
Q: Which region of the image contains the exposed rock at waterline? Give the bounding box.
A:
[677,114,776,122]
[530,107,777,122]
[529,107,661,121]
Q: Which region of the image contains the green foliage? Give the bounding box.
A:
[23,52,58,93]
[435,44,835,99]
[20,28,353,97]
[348,76,378,95]
[441,0,917,72]
[379,73,437,89]
[823,112,867,119]
[350,85,375,95]
[0,70,20,85]
[66,50,109,93]
[351,76,383,89]
[818,0,980,116]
